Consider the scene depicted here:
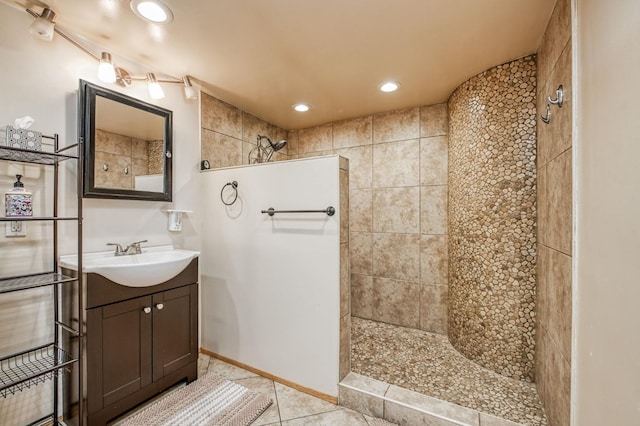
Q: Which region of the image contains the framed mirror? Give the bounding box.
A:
[79,79,172,201]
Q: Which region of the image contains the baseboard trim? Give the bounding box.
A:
[199,348,338,404]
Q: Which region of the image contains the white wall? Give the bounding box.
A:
[0,4,201,424]
[201,157,341,397]
[574,0,640,423]
[0,3,201,256]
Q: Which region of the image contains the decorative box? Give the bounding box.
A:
[1,125,42,150]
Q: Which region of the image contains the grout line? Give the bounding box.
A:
[272,378,283,424]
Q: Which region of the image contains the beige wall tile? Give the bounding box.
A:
[271,150,288,162]
[372,187,420,233]
[350,189,372,232]
[538,244,572,360]
[299,124,333,154]
[537,326,571,426]
[340,242,350,318]
[420,103,448,138]
[372,139,420,187]
[201,129,242,169]
[420,136,448,185]
[94,151,131,189]
[373,107,420,143]
[351,274,373,319]
[538,162,550,246]
[538,42,572,168]
[296,151,333,159]
[373,233,420,281]
[242,141,256,165]
[421,235,448,284]
[287,130,299,156]
[549,43,572,163]
[333,116,373,149]
[350,232,373,275]
[131,157,148,180]
[340,169,349,242]
[420,284,448,334]
[95,129,132,156]
[335,145,373,189]
[339,155,349,171]
[243,112,274,143]
[131,138,149,159]
[536,244,551,342]
[201,93,242,139]
[545,149,572,255]
[372,278,420,328]
[339,314,351,381]
[421,186,448,235]
[537,0,571,88]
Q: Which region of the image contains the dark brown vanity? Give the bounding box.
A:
[63,258,198,426]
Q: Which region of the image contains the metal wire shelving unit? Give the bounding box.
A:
[0,134,83,425]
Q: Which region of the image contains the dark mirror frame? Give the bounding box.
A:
[79,79,173,201]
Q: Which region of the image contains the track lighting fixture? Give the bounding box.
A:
[98,52,116,83]
[24,7,197,101]
[29,7,55,41]
[182,76,198,100]
[146,73,165,99]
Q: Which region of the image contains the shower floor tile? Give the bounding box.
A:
[351,318,547,426]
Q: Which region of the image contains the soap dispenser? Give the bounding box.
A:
[5,174,33,217]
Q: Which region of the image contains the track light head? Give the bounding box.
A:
[182,76,198,100]
[146,73,165,99]
[98,52,116,83]
[30,7,56,41]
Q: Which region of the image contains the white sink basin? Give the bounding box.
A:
[59,245,199,287]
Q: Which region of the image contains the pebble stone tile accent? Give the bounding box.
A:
[447,56,538,382]
[351,318,547,426]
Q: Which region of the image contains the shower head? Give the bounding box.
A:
[249,135,288,163]
[270,139,287,151]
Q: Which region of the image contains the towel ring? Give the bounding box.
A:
[220,181,239,206]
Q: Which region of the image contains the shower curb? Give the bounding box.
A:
[338,372,524,426]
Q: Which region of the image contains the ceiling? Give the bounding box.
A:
[5,0,555,130]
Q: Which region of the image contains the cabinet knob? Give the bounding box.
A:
[143,307,152,314]
[156,303,164,310]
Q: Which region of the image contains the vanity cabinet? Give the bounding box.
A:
[81,258,198,426]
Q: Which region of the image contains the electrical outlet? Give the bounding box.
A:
[5,221,27,237]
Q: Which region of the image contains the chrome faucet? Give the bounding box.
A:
[106,240,148,256]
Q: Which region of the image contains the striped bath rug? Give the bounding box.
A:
[119,373,272,426]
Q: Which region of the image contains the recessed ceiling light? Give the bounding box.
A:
[380,81,400,92]
[293,103,310,112]
[130,0,174,24]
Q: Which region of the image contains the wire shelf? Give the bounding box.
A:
[0,273,76,294]
[0,344,76,397]
[0,216,79,222]
[0,146,77,165]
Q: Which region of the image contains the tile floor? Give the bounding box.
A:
[195,353,396,425]
[351,318,547,425]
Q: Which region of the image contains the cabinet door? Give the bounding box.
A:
[87,295,153,413]
[152,284,198,381]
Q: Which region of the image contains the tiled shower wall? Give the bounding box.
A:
[200,93,288,168]
[94,129,154,189]
[448,56,537,382]
[201,93,449,334]
[535,0,572,424]
[288,106,449,334]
